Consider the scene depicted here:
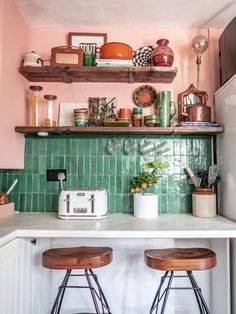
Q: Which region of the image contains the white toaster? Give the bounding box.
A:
[58,188,108,219]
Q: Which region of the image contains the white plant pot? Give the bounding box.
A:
[133,193,158,218]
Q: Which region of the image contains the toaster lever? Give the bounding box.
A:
[90,194,95,213]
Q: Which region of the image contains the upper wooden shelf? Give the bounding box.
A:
[18,65,178,84]
[15,126,223,135]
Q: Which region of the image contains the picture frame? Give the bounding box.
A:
[68,32,107,54]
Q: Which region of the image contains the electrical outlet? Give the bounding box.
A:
[46,169,67,181]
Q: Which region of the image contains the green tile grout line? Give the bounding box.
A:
[0,134,213,214]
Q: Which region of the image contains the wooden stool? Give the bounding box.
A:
[42,246,113,314]
[144,248,216,314]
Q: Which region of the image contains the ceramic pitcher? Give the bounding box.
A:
[158,91,176,127]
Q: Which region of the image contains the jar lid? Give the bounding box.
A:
[29,85,43,92]
[44,94,57,100]
[133,107,143,114]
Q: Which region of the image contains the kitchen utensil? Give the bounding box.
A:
[107,138,123,154]
[0,179,18,205]
[99,42,133,60]
[23,51,43,67]
[208,165,219,187]
[180,103,211,122]
[133,85,157,107]
[58,188,108,219]
[185,167,201,188]
[158,91,176,127]
[6,179,18,195]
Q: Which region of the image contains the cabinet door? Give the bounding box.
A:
[0,238,24,314]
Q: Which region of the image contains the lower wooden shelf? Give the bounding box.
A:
[15,126,223,135]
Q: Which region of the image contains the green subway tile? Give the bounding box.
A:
[90,156,97,174]
[33,139,39,155]
[32,156,39,173]
[70,156,78,174]
[97,175,103,188]
[32,174,39,192]
[39,139,46,155]
[38,193,45,212]
[39,175,46,193]
[0,134,213,213]
[58,139,66,156]
[109,175,116,194]
[96,157,103,175]
[160,194,167,213]
[110,156,116,175]
[39,156,46,174]
[103,156,110,174]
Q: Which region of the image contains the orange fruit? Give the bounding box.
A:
[141,183,147,189]
[130,188,135,193]
[135,187,139,192]
[155,180,160,184]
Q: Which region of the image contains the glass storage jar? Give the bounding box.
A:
[43,95,57,126]
[28,85,43,126]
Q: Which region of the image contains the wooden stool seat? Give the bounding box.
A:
[145,247,216,271]
[42,246,113,270]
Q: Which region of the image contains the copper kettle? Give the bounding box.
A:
[180,102,211,122]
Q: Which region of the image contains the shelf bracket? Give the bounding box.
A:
[128,67,135,83]
[59,69,73,84]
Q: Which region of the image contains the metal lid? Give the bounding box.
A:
[44,94,57,100]
[29,85,43,92]
[133,107,143,114]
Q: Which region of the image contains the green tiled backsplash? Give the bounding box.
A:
[0,134,212,214]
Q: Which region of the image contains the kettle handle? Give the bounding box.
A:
[178,101,188,117]
[37,58,43,65]
[170,101,176,120]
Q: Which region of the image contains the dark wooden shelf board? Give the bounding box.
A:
[18,66,178,83]
[15,126,224,135]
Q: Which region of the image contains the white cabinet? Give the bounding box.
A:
[0,238,49,314]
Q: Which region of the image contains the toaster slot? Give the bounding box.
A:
[66,194,70,213]
[91,194,95,213]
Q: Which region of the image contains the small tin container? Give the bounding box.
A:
[132,107,143,127]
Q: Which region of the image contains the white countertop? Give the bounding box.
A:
[0,212,236,247]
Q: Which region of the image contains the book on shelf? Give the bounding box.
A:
[95,58,133,67]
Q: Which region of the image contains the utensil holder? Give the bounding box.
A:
[192,188,216,218]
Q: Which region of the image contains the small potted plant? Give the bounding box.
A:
[130,160,169,218]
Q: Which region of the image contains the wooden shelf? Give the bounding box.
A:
[18,66,178,84]
[15,126,223,135]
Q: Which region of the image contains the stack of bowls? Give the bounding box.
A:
[74,108,88,127]
[144,115,160,127]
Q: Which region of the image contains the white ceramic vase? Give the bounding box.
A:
[133,193,158,218]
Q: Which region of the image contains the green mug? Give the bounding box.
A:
[158,91,176,127]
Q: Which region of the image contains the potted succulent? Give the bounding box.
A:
[130,160,169,218]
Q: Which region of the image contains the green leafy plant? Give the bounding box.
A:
[130,160,169,195]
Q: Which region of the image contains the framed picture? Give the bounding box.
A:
[59,102,88,126]
[68,32,107,54]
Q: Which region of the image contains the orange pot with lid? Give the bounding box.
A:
[99,42,133,60]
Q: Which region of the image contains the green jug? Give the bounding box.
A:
[158,91,176,127]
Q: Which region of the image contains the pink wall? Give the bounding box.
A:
[0,0,29,168]
[28,26,223,122]
[0,2,223,168]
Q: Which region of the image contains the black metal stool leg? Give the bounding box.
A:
[85,269,101,314]
[160,271,174,314]
[89,269,112,314]
[188,272,211,314]
[150,271,169,314]
[187,271,205,314]
[50,269,71,314]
